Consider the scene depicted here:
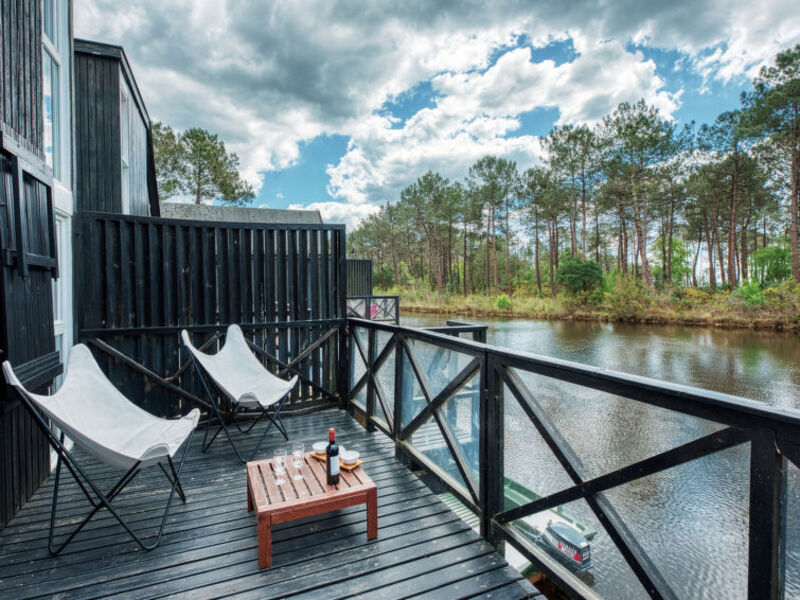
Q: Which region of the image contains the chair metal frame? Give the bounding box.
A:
[187,349,290,464]
[6,383,194,555]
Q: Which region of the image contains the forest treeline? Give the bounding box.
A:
[347,45,800,314]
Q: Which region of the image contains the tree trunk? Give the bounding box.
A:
[581,178,587,259]
[741,214,752,283]
[595,202,601,263]
[633,190,652,286]
[660,220,667,284]
[548,219,556,296]
[570,192,578,257]
[463,220,468,297]
[728,161,738,286]
[485,228,490,295]
[534,205,542,295]
[491,207,499,293]
[705,219,716,289]
[667,197,675,283]
[505,196,512,294]
[717,232,726,286]
[692,232,702,287]
[622,217,628,275]
[791,144,800,282]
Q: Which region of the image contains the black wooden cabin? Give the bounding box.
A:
[73,39,159,217]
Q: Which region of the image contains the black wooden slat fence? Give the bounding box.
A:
[346,259,372,296]
[76,212,347,418]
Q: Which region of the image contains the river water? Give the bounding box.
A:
[399,314,800,600]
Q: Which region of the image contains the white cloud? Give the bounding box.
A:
[75,0,800,227]
[287,202,379,231]
[326,38,679,208]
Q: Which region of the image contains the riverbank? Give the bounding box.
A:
[396,288,800,331]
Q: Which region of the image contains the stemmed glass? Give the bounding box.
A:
[273,447,287,485]
[291,442,305,481]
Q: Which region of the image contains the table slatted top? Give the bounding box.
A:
[247,454,375,513]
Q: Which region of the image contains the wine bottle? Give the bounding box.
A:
[325,427,340,486]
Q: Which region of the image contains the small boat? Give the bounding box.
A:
[438,477,596,579]
[503,477,597,542]
[537,521,593,572]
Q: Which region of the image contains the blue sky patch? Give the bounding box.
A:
[256,134,349,209]
[379,80,438,128]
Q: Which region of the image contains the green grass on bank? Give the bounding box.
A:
[383,280,800,331]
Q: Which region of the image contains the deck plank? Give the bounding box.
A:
[0,409,532,600]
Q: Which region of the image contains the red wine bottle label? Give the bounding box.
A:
[329,459,339,476]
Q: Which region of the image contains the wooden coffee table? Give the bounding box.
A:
[246,453,378,568]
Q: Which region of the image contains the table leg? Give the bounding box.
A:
[366,488,378,540]
[258,513,272,568]
[247,481,253,512]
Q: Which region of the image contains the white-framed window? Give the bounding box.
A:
[42,0,70,187]
[120,85,131,213]
[51,210,73,462]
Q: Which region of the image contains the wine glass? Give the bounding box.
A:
[291,442,305,481]
[273,447,287,485]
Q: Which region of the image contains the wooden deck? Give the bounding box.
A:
[0,409,539,599]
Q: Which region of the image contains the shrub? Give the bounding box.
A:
[678,287,713,310]
[373,264,395,290]
[555,257,604,295]
[763,280,800,316]
[731,282,765,307]
[752,246,792,286]
[496,294,513,311]
[604,276,651,320]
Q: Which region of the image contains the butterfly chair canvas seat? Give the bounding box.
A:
[181,325,298,463]
[2,344,199,554]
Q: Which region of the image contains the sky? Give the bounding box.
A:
[75,1,800,230]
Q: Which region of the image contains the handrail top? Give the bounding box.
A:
[347,317,800,432]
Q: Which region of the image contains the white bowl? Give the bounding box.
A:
[341,450,360,465]
[312,442,327,454]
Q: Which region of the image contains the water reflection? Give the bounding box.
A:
[402,314,800,599]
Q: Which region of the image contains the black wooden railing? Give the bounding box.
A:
[345,295,399,324]
[345,317,800,600]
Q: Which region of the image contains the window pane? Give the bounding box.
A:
[52,216,64,323]
[43,52,60,177]
[43,0,55,44]
[120,88,130,212]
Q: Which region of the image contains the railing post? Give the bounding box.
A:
[748,428,787,600]
[340,323,351,413]
[365,327,377,432]
[480,352,504,552]
[393,332,407,463]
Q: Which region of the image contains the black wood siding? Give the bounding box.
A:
[0,0,43,157]
[74,52,122,214]
[0,152,57,531]
[0,0,57,532]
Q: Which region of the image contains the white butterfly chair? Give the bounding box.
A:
[181,325,298,463]
[2,344,199,554]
